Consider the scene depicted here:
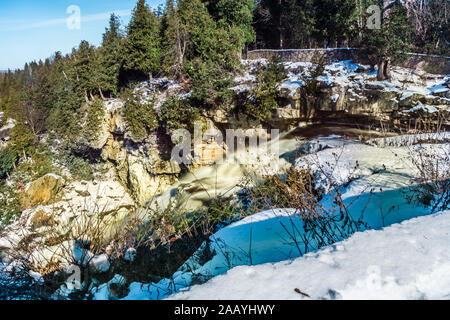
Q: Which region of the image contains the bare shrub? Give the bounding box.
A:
[406,137,450,213]
[240,163,368,256]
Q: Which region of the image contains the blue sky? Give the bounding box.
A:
[0,0,165,70]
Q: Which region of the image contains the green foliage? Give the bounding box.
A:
[0,127,54,182]
[159,0,187,79]
[0,146,17,179]
[184,59,234,107]
[158,96,200,133]
[312,0,357,47]
[123,90,159,141]
[98,14,124,97]
[299,53,326,118]
[45,53,84,136]
[9,123,37,158]
[123,0,161,78]
[302,53,326,96]
[159,0,244,106]
[208,0,256,44]
[14,143,57,182]
[0,182,21,230]
[58,148,94,181]
[255,0,356,48]
[84,98,106,141]
[244,55,287,121]
[362,4,412,65]
[70,40,99,100]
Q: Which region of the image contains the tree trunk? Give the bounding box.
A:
[377,58,391,81]
[99,88,105,100]
[377,60,386,81]
[385,59,391,79]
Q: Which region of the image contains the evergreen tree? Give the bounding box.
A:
[123,0,161,81]
[160,0,188,80]
[313,0,356,47]
[98,14,124,97]
[70,40,98,101]
[362,2,412,80]
[205,0,256,45]
[47,51,83,135]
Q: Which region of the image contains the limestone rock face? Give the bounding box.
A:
[23,174,64,208]
[127,155,179,204]
[228,60,449,130]
[75,99,182,205]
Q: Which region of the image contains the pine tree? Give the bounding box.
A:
[123,0,161,81]
[70,40,98,101]
[98,14,124,97]
[178,0,242,71]
[284,0,317,48]
[206,0,256,45]
[160,0,188,80]
[313,0,356,47]
[362,2,412,80]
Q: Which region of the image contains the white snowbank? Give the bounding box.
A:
[170,210,450,300]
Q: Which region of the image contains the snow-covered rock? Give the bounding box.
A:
[169,210,450,300]
[89,254,110,273]
[124,248,137,262]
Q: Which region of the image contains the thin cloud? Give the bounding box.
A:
[2,9,131,31]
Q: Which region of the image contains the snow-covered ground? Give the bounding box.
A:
[170,210,450,300]
[87,134,449,300]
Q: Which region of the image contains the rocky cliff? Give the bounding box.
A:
[1,57,448,272]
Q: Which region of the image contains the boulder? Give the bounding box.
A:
[89,254,110,273]
[127,156,178,204]
[23,174,64,208]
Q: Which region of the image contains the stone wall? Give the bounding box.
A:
[246,49,450,74]
[402,53,450,74]
[246,48,362,64]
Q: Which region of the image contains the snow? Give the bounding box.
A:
[402,102,439,114]
[369,132,450,147]
[110,134,449,300]
[331,94,340,102]
[124,248,137,262]
[89,254,110,273]
[169,210,450,300]
[230,84,252,93]
[280,79,303,95]
[0,118,16,132]
[428,83,449,95]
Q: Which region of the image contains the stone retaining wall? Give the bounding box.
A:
[247,49,450,74]
[247,48,361,64]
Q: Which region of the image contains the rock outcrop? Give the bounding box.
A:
[22,174,64,208]
[79,99,182,205]
[224,60,450,131]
